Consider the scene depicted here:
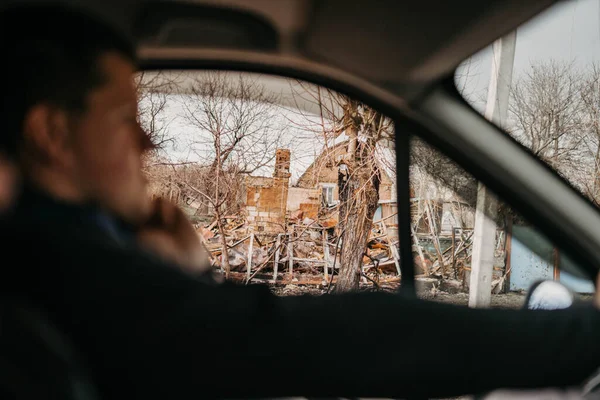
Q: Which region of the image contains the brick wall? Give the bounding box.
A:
[245,149,291,234]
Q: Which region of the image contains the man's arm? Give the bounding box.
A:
[11,228,600,399]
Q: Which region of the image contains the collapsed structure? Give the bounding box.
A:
[191,144,512,294]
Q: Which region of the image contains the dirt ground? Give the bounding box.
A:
[269,279,527,309]
[420,291,526,309]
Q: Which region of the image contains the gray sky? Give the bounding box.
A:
[457,0,600,107]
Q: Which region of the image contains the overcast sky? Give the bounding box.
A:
[458,0,600,107]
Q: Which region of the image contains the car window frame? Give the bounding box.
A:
[138,59,600,293]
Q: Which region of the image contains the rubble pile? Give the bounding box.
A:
[192,201,490,296]
[194,210,405,288]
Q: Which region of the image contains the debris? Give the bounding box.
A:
[302,217,315,226]
[197,190,494,300]
[320,218,337,229]
[227,247,247,270]
[290,210,304,221]
[198,226,214,240]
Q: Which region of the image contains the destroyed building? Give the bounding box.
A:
[245,149,291,234]
[295,139,399,233]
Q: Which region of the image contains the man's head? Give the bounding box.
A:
[0,4,154,225]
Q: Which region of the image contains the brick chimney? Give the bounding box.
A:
[274,149,291,179]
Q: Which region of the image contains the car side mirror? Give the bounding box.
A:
[524,280,574,310]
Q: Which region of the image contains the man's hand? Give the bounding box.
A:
[137,198,212,275]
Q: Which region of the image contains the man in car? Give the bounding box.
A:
[1,3,600,399]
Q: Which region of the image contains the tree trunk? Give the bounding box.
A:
[335,146,380,293]
[215,207,231,278]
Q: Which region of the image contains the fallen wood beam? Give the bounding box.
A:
[293,224,325,230]
[425,200,445,274]
[379,220,400,276]
[368,234,388,241]
[229,235,251,249]
[411,223,428,276]
[288,226,294,277]
[246,243,280,284]
[246,230,254,280]
[373,212,399,225]
[273,234,282,281]
[430,233,474,274]
[363,259,397,269]
[323,231,330,281]
[292,258,326,264]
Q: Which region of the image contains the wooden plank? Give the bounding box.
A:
[410,223,427,276]
[425,200,445,274]
[293,224,325,230]
[452,228,457,278]
[452,226,458,279]
[247,231,254,280]
[381,221,401,276]
[292,258,326,264]
[288,226,294,277]
[363,258,398,269]
[323,231,330,280]
[206,219,218,231]
[247,243,279,284]
[273,234,282,281]
[229,235,251,249]
[373,212,399,225]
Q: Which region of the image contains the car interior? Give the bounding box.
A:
[1,0,600,399]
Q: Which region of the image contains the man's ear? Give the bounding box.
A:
[22,105,74,167]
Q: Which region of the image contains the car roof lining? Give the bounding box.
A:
[0,0,559,100]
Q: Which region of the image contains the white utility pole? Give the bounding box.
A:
[469,31,517,308]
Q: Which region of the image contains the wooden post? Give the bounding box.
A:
[323,231,330,280]
[273,234,281,281]
[288,226,294,278]
[247,230,254,280]
[451,228,457,277]
[410,223,428,276]
[425,200,445,274]
[469,31,516,308]
[382,221,401,276]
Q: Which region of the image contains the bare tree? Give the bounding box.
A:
[334,102,387,292]
[508,61,585,178]
[180,72,287,173]
[287,82,394,292]
[577,62,600,206]
[178,71,287,277]
[136,71,176,151]
[410,138,477,206]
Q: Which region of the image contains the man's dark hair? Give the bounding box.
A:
[0,3,136,158]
